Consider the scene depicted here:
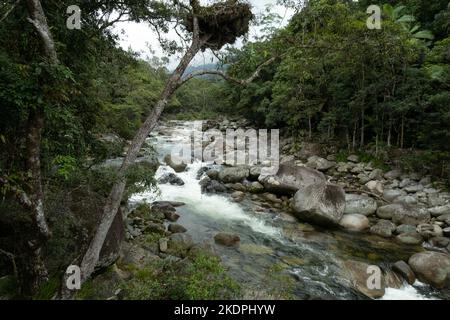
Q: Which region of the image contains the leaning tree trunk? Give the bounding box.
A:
[76,17,208,288]
[18,0,58,296]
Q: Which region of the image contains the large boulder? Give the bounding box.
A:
[306,156,336,171]
[218,166,250,183]
[259,164,326,195]
[391,205,430,226]
[297,142,323,160]
[158,173,185,186]
[339,214,370,232]
[408,252,450,289]
[392,261,416,285]
[164,154,187,173]
[214,233,240,247]
[199,176,227,194]
[377,203,430,226]
[344,194,378,216]
[342,260,385,299]
[293,183,346,226]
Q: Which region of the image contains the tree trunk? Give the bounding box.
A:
[308,115,312,140]
[400,115,405,149]
[18,0,58,296]
[76,17,208,288]
[360,108,365,147]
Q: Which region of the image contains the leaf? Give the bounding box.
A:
[396,15,416,23]
[393,5,406,19]
[413,30,435,40]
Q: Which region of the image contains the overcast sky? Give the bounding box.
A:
[113,0,294,69]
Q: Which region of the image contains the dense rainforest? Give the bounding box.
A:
[0,0,449,301]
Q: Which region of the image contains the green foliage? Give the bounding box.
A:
[121,253,241,300]
[220,0,450,178]
[0,276,18,299]
[34,276,60,300]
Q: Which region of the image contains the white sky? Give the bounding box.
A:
[113,0,294,69]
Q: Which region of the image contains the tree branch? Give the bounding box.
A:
[178,56,278,88]
[0,0,21,24]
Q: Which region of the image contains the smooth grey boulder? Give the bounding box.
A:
[164,154,187,173]
[409,252,450,289]
[306,156,336,171]
[218,166,250,183]
[344,194,378,216]
[293,183,346,226]
[259,164,326,195]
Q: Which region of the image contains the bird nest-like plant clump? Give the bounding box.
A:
[185,0,254,50]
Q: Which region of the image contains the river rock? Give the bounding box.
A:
[383,189,407,203]
[249,166,262,180]
[394,195,418,205]
[159,238,168,253]
[158,173,185,186]
[370,220,397,238]
[339,214,370,232]
[392,261,416,285]
[404,184,424,194]
[151,202,180,222]
[293,183,346,226]
[248,181,264,194]
[369,169,384,181]
[429,205,450,217]
[164,154,187,173]
[347,155,359,163]
[231,191,245,202]
[259,164,326,195]
[120,242,160,269]
[306,156,335,171]
[430,237,450,248]
[214,233,240,247]
[443,227,450,237]
[384,169,402,180]
[390,204,430,226]
[417,224,443,239]
[168,224,187,234]
[408,252,450,288]
[206,169,219,180]
[297,142,323,160]
[365,181,384,194]
[218,166,250,183]
[376,204,401,220]
[344,194,378,216]
[396,232,423,245]
[200,176,227,194]
[342,260,385,299]
[395,224,417,235]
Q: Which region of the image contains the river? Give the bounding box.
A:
[130,121,445,300]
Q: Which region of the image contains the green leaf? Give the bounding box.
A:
[413,30,435,40]
[396,15,416,23]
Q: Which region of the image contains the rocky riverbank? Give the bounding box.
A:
[155,119,450,296]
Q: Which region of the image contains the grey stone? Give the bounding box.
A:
[344,194,378,216]
[392,261,416,285]
[339,214,370,232]
[370,220,397,238]
[409,252,450,288]
[293,183,346,226]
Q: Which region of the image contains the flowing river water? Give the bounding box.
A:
[130,121,446,300]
